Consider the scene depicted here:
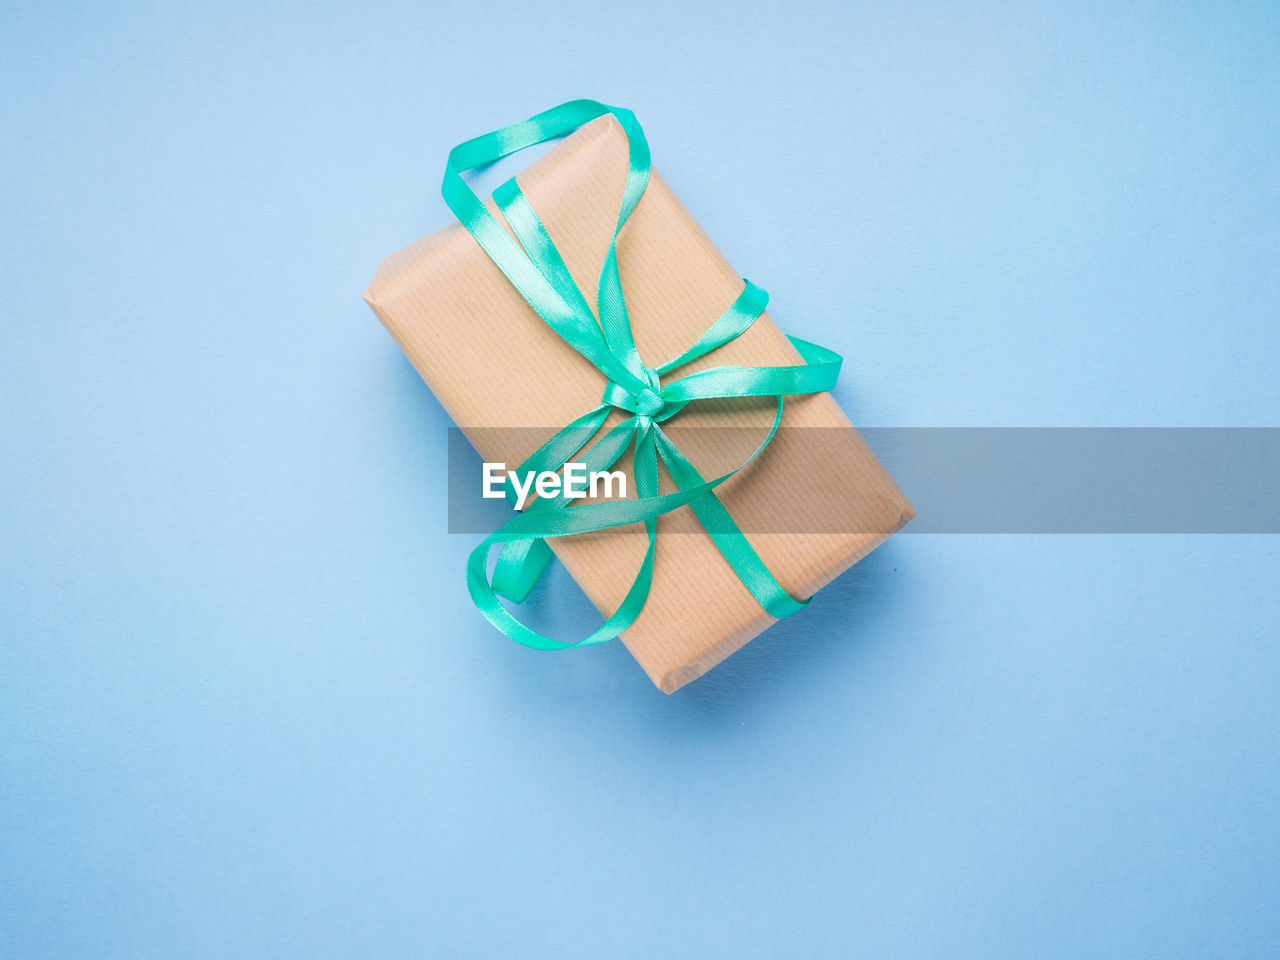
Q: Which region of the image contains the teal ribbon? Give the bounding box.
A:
[443,99,844,649]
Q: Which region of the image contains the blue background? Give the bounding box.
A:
[3,1,1278,956]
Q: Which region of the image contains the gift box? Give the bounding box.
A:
[365,103,914,692]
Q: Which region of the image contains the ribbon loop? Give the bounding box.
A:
[443,101,849,650]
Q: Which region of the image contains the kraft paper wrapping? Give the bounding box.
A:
[365,115,914,692]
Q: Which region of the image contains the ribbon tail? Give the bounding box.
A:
[653,403,808,620]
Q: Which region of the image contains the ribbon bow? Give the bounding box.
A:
[443,100,844,649]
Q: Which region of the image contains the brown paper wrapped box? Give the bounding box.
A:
[365,115,914,692]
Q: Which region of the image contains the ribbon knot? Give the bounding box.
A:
[600,367,678,422]
[633,388,664,419]
[442,99,846,651]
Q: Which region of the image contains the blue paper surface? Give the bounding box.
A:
[2,0,1278,956]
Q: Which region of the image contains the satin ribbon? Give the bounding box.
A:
[443,99,843,649]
